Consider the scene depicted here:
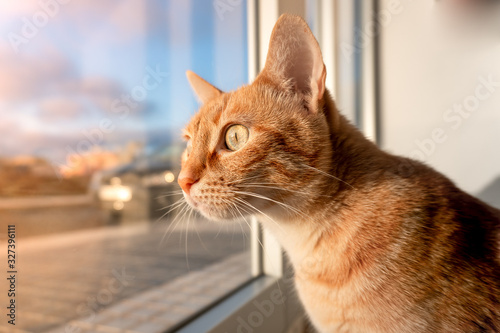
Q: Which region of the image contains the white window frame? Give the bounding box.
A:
[176,1,378,331]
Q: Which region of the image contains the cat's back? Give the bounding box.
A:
[389,161,500,332]
[374,159,499,332]
[299,158,500,333]
[398,159,500,266]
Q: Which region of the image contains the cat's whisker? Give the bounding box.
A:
[226,202,246,241]
[155,190,184,199]
[219,198,249,246]
[224,200,242,246]
[157,196,186,213]
[239,183,331,198]
[161,208,187,243]
[160,201,190,246]
[301,164,355,189]
[231,203,249,246]
[232,202,264,251]
[184,206,192,271]
[233,196,285,233]
[178,203,192,243]
[226,198,241,223]
[234,204,260,251]
[231,190,307,219]
[189,208,210,252]
[214,217,224,239]
[225,175,265,185]
[231,201,284,298]
[152,197,186,233]
[154,199,188,235]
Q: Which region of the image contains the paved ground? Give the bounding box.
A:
[0,217,251,332]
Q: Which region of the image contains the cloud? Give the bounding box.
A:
[103,1,148,40]
[0,49,74,101]
[0,0,168,161]
[0,1,40,16]
[38,97,83,121]
[78,77,125,112]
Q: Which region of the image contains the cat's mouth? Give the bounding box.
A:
[183,190,236,221]
[181,181,285,222]
[183,192,199,208]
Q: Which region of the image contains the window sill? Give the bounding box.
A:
[48,252,252,333]
[175,275,289,333]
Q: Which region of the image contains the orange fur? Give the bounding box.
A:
[180,14,500,333]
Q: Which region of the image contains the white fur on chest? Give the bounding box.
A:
[294,275,364,333]
[294,275,426,333]
[259,215,415,333]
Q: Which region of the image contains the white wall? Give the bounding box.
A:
[379,0,500,207]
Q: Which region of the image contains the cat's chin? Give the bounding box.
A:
[201,212,242,223]
[195,204,244,223]
[184,195,246,222]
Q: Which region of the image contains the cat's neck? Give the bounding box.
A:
[323,91,390,193]
[259,90,394,266]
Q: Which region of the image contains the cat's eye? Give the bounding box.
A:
[225,125,249,151]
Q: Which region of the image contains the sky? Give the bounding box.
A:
[0,0,248,164]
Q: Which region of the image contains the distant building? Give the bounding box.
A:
[2,156,56,178]
[58,142,142,178]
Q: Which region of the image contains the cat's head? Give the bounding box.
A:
[178,14,333,221]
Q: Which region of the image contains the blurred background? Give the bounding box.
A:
[0,0,499,332]
[0,0,247,229]
[0,1,252,332]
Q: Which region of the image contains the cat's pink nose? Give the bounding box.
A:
[178,172,199,195]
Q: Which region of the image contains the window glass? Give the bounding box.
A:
[0,1,251,331]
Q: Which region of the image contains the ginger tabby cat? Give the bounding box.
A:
[178,14,500,333]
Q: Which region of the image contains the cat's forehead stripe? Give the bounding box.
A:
[210,93,233,125]
[211,103,223,125]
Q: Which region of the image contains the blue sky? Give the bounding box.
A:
[0,0,247,162]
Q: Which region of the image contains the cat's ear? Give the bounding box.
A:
[186,70,222,104]
[259,14,326,113]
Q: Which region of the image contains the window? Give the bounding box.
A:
[0,1,253,332]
